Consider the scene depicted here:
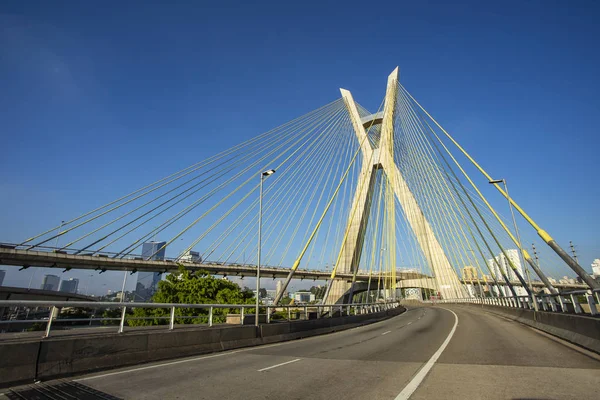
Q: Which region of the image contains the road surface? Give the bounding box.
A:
[4,305,600,399]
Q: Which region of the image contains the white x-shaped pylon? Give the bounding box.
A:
[326,67,467,302]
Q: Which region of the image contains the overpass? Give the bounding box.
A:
[0,286,96,302]
[0,246,428,282]
[0,247,588,296]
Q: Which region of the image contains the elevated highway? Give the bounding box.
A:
[0,247,428,282]
[0,248,587,291]
[0,286,96,302]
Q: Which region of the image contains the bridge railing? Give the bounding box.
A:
[0,300,401,338]
[435,289,600,317]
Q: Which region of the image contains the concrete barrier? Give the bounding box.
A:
[0,306,405,387]
[465,304,600,353]
[0,342,39,387]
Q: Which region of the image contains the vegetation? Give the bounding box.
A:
[309,285,326,300]
[127,266,254,326]
[101,308,125,325]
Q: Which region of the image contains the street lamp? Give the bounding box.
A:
[120,270,128,302]
[489,178,533,291]
[256,169,275,326]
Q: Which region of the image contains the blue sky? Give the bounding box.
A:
[1,0,599,293]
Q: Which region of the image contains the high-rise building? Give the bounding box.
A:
[487,249,527,297]
[592,259,600,277]
[0,270,5,286]
[463,266,478,281]
[463,266,482,297]
[59,278,79,294]
[135,241,167,301]
[142,241,167,261]
[180,250,201,263]
[41,274,60,291]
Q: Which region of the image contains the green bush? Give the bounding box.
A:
[127,266,254,327]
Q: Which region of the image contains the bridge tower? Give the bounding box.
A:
[325,68,467,303]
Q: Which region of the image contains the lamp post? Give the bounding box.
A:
[256,169,275,326]
[120,270,128,302]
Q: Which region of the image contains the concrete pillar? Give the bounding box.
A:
[325,67,467,303]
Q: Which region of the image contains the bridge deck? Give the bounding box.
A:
[0,248,427,282]
[19,305,597,400]
[0,248,587,290]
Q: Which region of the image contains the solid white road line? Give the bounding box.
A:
[394,308,458,400]
[75,350,248,382]
[382,330,392,335]
[257,358,301,372]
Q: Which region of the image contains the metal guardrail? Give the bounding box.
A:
[0,300,401,338]
[435,289,600,316]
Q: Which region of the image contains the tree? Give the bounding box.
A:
[128,266,254,326]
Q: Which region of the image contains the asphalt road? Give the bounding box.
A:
[13,305,600,399]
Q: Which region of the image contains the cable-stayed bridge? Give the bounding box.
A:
[1,68,599,399]
[1,67,598,305]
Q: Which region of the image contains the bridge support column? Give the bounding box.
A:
[325,67,467,304]
[326,162,378,304]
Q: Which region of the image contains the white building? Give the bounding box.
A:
[293,292,315,303]
[180,250,201,263]
[487,249,527,297]
[592,259,600,277]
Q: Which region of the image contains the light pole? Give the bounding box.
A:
[377,247,385,301]
[256,169,275,326]
[120,270,128,302]
[489,179,533,291]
